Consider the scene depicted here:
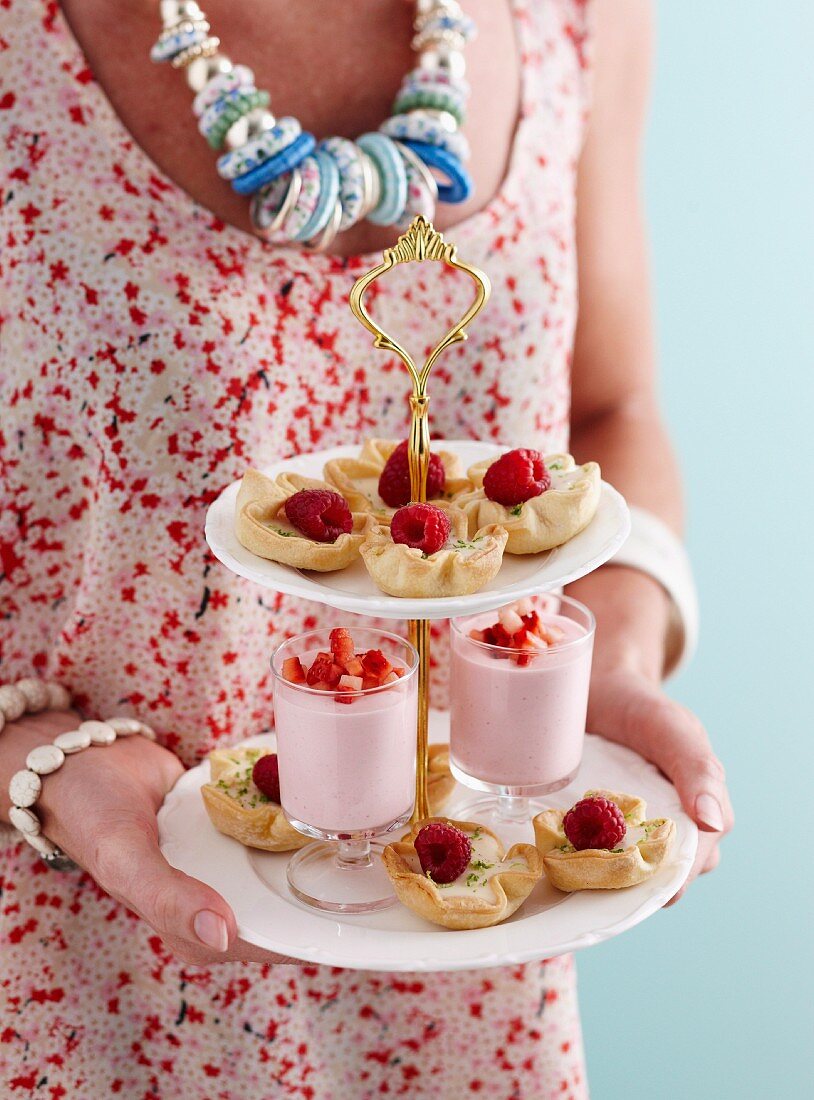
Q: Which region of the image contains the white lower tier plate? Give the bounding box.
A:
[204,440,631,620]
[158,714,697,972]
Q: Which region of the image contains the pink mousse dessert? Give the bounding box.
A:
[271,628,418,837]
[449,596,595,794]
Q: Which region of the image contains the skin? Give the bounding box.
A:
[0,0,732,964]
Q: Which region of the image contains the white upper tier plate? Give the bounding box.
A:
[158,713,697,972]
[205,440,631,620]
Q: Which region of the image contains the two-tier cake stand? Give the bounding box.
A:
[158,218,697,971]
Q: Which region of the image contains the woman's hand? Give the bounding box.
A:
[1,711,301,965]
[586,666,734,904]
[568,566,734,904]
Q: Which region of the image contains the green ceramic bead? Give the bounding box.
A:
[206,89,270,150]
[391,89,465,127]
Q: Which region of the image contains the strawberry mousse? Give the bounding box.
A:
[449,595,595,794]
[272,627,418,836]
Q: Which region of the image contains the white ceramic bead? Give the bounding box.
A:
[79,720,117,745]
[160,0,205,28]
[24,831,59,856]
[242,108,278,143]
[25,743,65,775]
[185,52,234,92]
[223,115,251,151]
[0,684,27,722]
[9,806,41,836]
[9,769,42,808]
[419,48,466,79]
[106,716,141,736]
[15,677,50,712]
[53,728,92,754]
[137,722,157,742]
[45,682,72,710]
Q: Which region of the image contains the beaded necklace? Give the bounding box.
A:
[151,1,476,251]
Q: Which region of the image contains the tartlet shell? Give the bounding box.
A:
[360,502,508,598]
[533,789,676,891]
[234,468,368,571]
[456,452,601,554]
[323,438,472,523]
[382,817,543,930]
[200,746,309,852]
[201,743,453,852]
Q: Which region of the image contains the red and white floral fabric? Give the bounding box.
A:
[0,1,594,1095]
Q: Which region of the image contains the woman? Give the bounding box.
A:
[0,1,732,1096]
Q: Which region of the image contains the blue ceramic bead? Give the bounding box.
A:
[231,132,316,196]
[357,132,408,226]
[294,149,341,241]
[400,140,473,205]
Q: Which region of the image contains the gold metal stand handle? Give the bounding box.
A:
[348,216,491,825]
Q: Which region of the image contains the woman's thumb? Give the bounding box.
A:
[94,823,236,952]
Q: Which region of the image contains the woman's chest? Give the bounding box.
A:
[58,0,521,258]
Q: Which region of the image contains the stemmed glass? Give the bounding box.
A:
[271,627,418,914]
[448,593,595,836]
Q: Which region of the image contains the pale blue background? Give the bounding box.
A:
[578,4,814,1098]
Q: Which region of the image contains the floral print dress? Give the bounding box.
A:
[0,1,594,1096]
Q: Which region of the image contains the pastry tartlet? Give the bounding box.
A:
[234,468,368,571]
[360,502,507,598]
[533,789,676,892]
[382,818,543,930]
[200,745,308,853]
[457,452,601,554]
[323,438,471,523]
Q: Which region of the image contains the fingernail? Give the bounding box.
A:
[695,793,724,832]
[194,909,229,952]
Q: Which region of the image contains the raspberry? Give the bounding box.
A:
[252,753,281,804]
[378,440,446,508]
[284,489,352,543]
[562,797,626,851]
[483,448,551,507]
[391,502,450,556]
[414,822,472,884]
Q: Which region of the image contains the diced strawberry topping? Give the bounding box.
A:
[329,627,355,668]
[282,656,306,684]
[284,489,353,543]
[562,797,626,851]
[390,502,450,556]
[306,653,343,688]
[482,448,551,507]
[467,600,566,666]
[378,440,446,509]
[285,631,407,704]
[252,754,281,803]
[414,822,472,884]
[338,675,363,691]
[361,649,393,680]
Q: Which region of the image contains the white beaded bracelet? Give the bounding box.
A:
[1,676,156,870]
[8,715,157,870]
[0,678,72,732]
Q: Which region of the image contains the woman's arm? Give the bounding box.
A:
[566,0,733,900]
[0,711,300,963]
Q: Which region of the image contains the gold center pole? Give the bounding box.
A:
[348,216,490,829]
[408,391,431,823]
[408,619,431,822]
